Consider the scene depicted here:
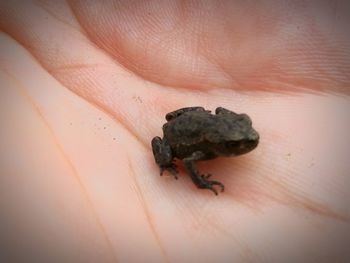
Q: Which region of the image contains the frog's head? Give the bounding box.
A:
[208,113,259,156]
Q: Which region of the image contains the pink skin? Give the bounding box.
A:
[0,1,350,262]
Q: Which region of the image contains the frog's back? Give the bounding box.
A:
[163,111,216,146]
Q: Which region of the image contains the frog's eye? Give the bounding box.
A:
[226,141,240,148]
[238,114,252,125]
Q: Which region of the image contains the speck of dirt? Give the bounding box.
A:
[132,95,143,103]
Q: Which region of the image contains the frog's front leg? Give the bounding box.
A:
[151,136,178,179]
[183,151,224,195]
[166,107,209,121]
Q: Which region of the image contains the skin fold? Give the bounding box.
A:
[0,1,349,262]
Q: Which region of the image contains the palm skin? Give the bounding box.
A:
[0,1,349,262]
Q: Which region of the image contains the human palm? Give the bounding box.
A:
[1,1,349,262]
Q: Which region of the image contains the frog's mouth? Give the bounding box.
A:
[218,137,259,157]
[233,140,258,155]
[245,138,259,149]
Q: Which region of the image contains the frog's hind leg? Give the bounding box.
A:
[151,136,178,179]
[166,107,209,121]
[183,151,225,195]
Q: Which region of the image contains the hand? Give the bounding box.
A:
[1,1,349,262]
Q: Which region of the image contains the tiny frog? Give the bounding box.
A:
[151,106,259,195]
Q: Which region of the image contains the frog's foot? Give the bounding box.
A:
[152,136,178,178]
[160,163,178,179]
[183,152,225,195]
[199,175,225,195]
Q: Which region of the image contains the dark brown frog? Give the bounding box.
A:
[151,107,259,195]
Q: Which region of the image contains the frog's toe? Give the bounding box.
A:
[201,173,212,179]
[160,163,178,179]
[208,187,218,195]
[210,181,225,192]
[169,166,178,179]
[205,180,225,195]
